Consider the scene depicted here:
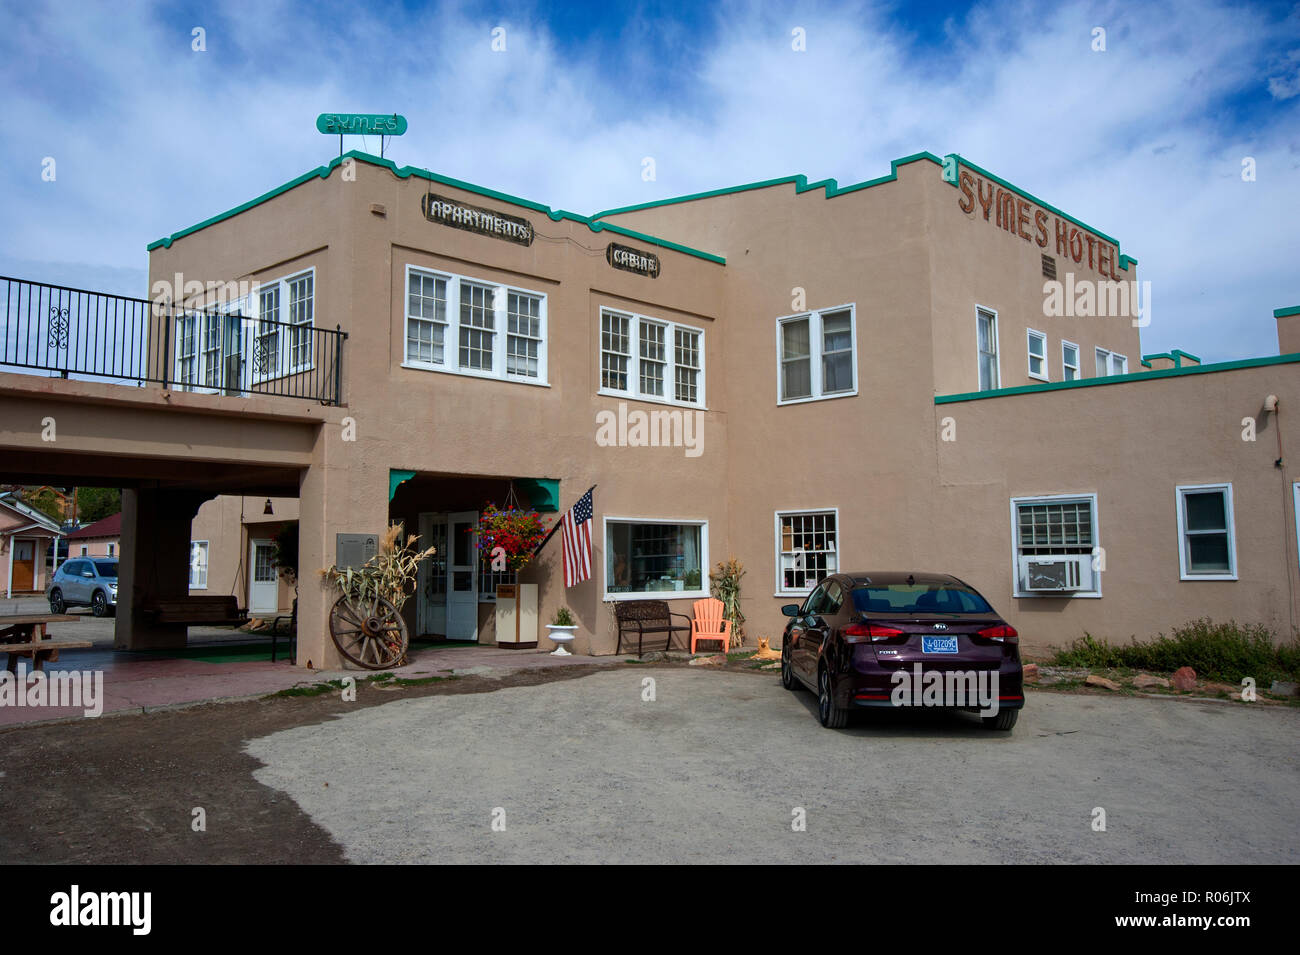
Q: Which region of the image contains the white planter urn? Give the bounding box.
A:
[546,624,578,656]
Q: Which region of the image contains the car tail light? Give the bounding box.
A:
[977,624,1019,644]
[844,622,906,643]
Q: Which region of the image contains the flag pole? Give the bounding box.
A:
[532,484,596,558]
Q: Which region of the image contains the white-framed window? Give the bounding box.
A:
[107,543,114,557]
[1095,347,1127,377]
[1176,484,1237,580]
[254,284,282,383]
[79,545,88,557]
[977,306,999,391]
[1010,493,1101,597]
[776,305,856,404]
[175,314,197,386]
[190,540,209,589]
[403,265,548,385]
[1062,340,1080,381]
[1027,328,1048,381]
[603,518,708,599]
[600,308,704,407]
[287,272,314,372]
[775,509,839,596]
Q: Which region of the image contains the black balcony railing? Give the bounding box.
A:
[1,275,347,405]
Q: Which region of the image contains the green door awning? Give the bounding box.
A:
[515,478,560,512]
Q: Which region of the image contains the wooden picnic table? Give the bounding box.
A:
[0,613,90,673]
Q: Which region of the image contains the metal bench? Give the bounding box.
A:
[141,596,248,627]
[614,599,691,656]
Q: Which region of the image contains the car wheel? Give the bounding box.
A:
[982,708,1019,731]
[49,589,65,614]
[91,590,108,618]
[781,642,798,691]
[818,666,848,729]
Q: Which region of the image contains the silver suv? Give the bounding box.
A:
[48,558,119,617]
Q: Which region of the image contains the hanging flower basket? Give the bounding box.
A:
[474,503,550,571]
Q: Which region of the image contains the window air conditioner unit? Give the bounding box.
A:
[1019,555,1093,592]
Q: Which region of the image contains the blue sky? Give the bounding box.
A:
[1,0,1298,360]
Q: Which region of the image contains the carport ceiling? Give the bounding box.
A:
[0,448,301,496]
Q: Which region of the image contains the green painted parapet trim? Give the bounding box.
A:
[591,150,1136,272]
[935,353,1300,404]
[590,152,946,219]
[389,469,416,501]
[1274,305,1300,318]
[1140,348,1202,369]
[147,152,726,264]
[514,478,560,512]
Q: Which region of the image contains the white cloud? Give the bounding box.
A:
[0,0,1296,359]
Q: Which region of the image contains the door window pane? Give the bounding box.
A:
[821,311,852,394]
[781,318,812,400]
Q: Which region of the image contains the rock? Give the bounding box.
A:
[1085,674,1121,691]
[1171,667,1197,691]
[760,662,781,670]
[1270,681,1299,698]
[639,651,667,663]
[1202,682,1239,696]
[1036,666,1090,685]
[688,654,724,667]
[1022,664,1039,684]
[1132,673,1170,689]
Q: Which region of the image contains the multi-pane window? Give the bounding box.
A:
[599,307,705,407]
[288,273,314,370]
[459,282,495,371]
[1062,341,1079,381]
[639,321,666,397]
[189,541,209,589]
[1015,498,1095,556]
[777,306,856,403]
[674,328,701,403]
[256,285,281,378]
[404,266,547,384]
[506,292,542,378]
[1096,347,1127,377]
[176,315,197,385]
[1176,484,1236,579]
[1027,329,1047,380]
[977,307,999,391]
[201,315,223,388]
[406,271,447,365]
[776,510,838,594]
[601,311,631,391]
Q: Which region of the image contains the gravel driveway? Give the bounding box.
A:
[246,668,1300,864]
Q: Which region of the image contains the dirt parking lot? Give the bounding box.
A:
[1,665,1296,864]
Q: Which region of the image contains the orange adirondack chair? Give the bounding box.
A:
[691,597,732,653]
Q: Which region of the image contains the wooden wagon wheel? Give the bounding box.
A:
[329,593,409,669]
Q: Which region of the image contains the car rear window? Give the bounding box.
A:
[851,583,992,615]
[93,561,118,577]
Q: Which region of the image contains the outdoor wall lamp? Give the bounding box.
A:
[264,499,274,515]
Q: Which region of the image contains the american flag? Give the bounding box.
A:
[561,488,594,588]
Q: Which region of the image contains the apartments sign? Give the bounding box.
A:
[606,243,660,278]
[421,193,535,246]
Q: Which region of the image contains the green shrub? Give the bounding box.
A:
[1052,618,1299,684]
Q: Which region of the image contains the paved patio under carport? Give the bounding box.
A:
[0,638,621,727]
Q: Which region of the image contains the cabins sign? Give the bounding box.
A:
[606,243,660,278]
[421,193,535,246]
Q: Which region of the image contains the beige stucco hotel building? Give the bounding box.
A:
[129,148,1299,666]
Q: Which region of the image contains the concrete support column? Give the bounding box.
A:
[295,425,391,669]
[116,487,214,650]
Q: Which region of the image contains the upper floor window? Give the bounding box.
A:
[1062,340,1080,381]
[1095,347,1127,377]
[977,307,999,391]
[600,308,704,407]
[404,266,547,385]
[777,305,856,404]
[1027,328,1048,381]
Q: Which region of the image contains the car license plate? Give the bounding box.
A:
[922,636,959,654]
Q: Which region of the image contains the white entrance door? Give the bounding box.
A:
[446,511,479,641]
[249,539,278,613]
[417,513,448,636]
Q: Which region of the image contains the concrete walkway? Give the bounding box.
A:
[0,641,621,727]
